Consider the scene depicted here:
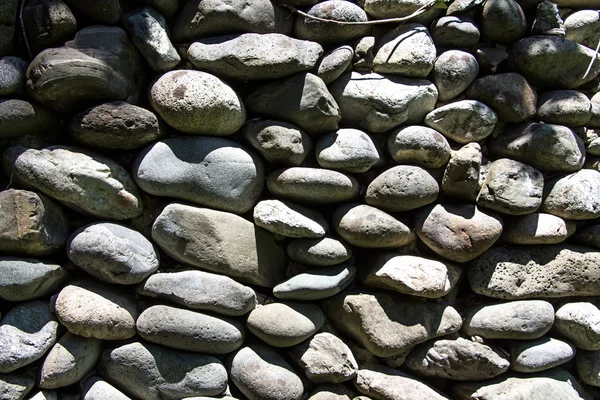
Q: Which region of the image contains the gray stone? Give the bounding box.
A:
[476,159,544,215]
[510,337,575,373]
[405,338,510,381]
[69,102,166,150]
[329,72,438,133]
[531,0,565,35]
[353,36,375,72]
[82,376,131,400]
[433,50,479,102]
[139,270,257,317]
[22,0,77,54]
[0,0,18,56]
[537,90,592,127]
[501,213,575,245]
[64,0,121,24]
[54,281,138,340]
[291,332,358,383]
[100,342,228,400]
[0,57,27,96]
[359,0,442,23]
[149,70,245,135]
[554,302,600,351]
[373,23,435,78]
[242,120,312,167]
[0,373,35,400]
[137,305,244,354]
[442,142,482,201]
[387,125,451,169]
[565,10,600,50]
[511,35,600,89]
[39,332,102,389]
[574,224,600,249]
[431,16,480,47]
[124,7,180,73]
[273,264,356,300]
[576,350,600,386]
[361,254,462,299]
[462,300,554,340]
[246,72,341,135]
[67,222,159,285]
[542,170,600,220]
[152,204,286,287]
[316,129,379,173]
[134,137,263,214]
[325,291,461,357]
[267,167,359,204]
[481,0,527,43]
[415,204,503,263]
[26,26,141,113]
[246,302,324,347]
[0,99,58,140]
[2,146,143,220]
[28,390,58,400]
[469,245,600,299]
[294,0,370,46]
[489,123,585,172]
[332,204,413,248]
[314,45,354,85]
[172,0,292,42]
[589,92,600,128]
[0,257,67,301]
[354,364,450,400]
[0,300,58,373]
[0,190,68,256]
[308,385,354,400]
[466,73,537,122]
[425,100,498,144]
[365,165,439,212]
[188,33,322,80]
[230,344,304,400]
[254,199,328,238]
[286,236,352,266]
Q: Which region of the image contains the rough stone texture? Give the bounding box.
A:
[431,16,480,48]
[325,291,462,357]
[462,300,555,339]
[481,0,527,43]
[273,264,356,300]
[0,373,35,400]
[2,146,143,220]
[0,99,58,139]
[316,129,379,173]
[149,70,246,135]
[554,302,600,351]
[531,0,565,35]
[253,199,328,238]
[501,213,575,244]
[21,0,77,55]
[576,350,600,387]
[565,10,600,49]
[242,120,312,167]
[0,56,28,96]
[100,342,228,400]
[314,45,354,84]
[188,33,322,80]
[0,257,67,301]
[542,170,600,220]
[81,376,131,400]
[151,204,286,287]
[286,236,352,266]
[387,125,451,169]
[509,337,575,372]
[138,270,257,317]
[537,90,592,127]
[425,100,498,144]
[432,51,479,102]
[442,143,482,201]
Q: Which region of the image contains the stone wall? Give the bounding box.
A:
[1,0,600,399]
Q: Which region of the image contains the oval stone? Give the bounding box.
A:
[316,128,379,173]
[0,99,57,139]
[425,100,497,144]
[509,337,575,373]
[388,125,451,169]
[0,257,67,301]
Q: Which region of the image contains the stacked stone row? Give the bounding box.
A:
[2,0,600,399]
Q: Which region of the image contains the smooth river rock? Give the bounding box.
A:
[273,264,356,300]
[253,199,328,238]
[0,257,67,301]
[542,169,600,220]
[425,100,498,144]
[509,337,575,372]
[286,236,352,266]
[554,302,600,350]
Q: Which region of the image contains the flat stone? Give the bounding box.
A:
[2,146,143,220]
[576,350,600,386]
[152,204,286,287]
[39,332,102,389]
[316,129,379,173]
[246,302,324,347]
[405,338,510,381]
[365,165,439,212]
[314,45,354,85]
[360,254,462,299]
[332,204,413,248]
[149,70,245,135]
[466,72,537,122]
[82,376,131,400]
[462,300,554,339]
[135,137,263,213]
[0,257,67,302]
[273,264,356,300]
[442,142,482,201]
[54,281,138,340]
[565,10,600,50]
[501,213,575,245]
[100,342,227,400]
[542,170,600,219]
[0,300,58,373]
[509,337,575,373]
[267,167,359,204]
[431,16,480,47]
[325,290,461,357]
[286,236,352,266]
[230,344,304,400]
[67,222,159,285]
[481,0,526,43]
[415,204,503,263]
[188,33,322,80]
[469,245,600,299]
[0,99,58,139]
[246,72,341,135]
[0,373,35,400]
[253,199,328,238]
[537,90,592,127]
[0,56,27,96]
[136,305,244,354]
[554,302,600,350]
[138,270,257,317]
[488,123,585,172]
[425,100,497,144]
[329,72,438,133]
[387,125,451,169]
[242,120,312,167]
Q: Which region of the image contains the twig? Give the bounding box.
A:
[583,38,600,81]
[19,0,32,59]
[280,0,437,26]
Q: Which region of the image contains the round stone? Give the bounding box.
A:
[316,128,379,173]
[0,99,58,139]
[433,50,479,101]
[387,125,451,169]
[537,90,592,127]
[0,56,27,96]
